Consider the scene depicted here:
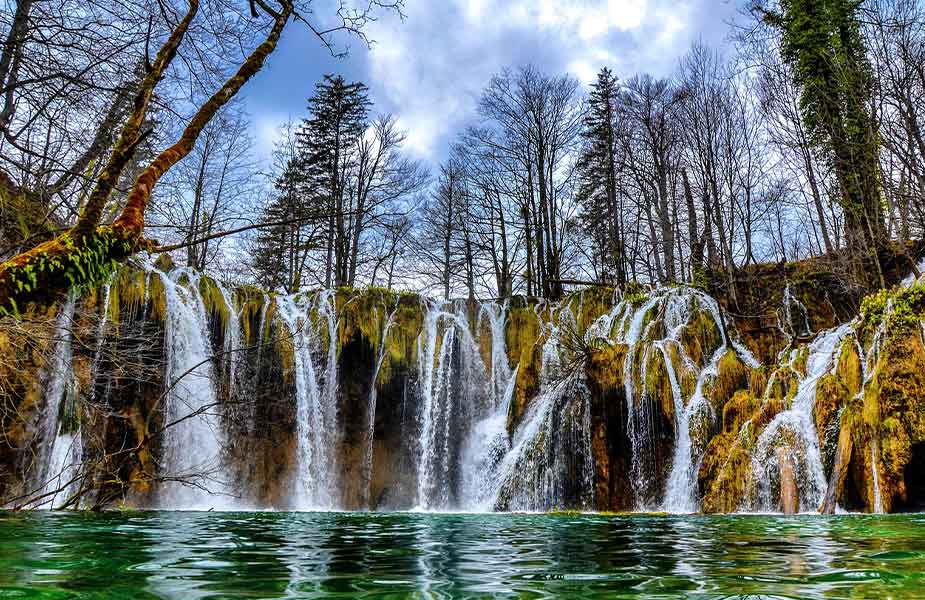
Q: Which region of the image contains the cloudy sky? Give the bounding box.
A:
[242,0,742,166]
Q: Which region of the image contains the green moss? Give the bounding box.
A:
[712,351,750,411]
[622,281,648,308]
[585,343,628,393]
[644,346,674,425]
[860,283,925,343]
[679,308,722,368]
[198,276,231,332]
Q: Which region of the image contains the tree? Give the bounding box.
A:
[298,75,371,288]
[416,160,466,299]
[0,0,405,314]
[758,0,885,286]
[577,67,626,286]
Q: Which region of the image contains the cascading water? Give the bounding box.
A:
[414,298,511,510]
[275,290,341,509]
[215,280,243,399]
[747,324,852,512]
[584,286,747,512]
[27,258,920,517]
[31,294,81,509]
[486,300,594,512]
[660,290,730,513]
[782,284,812,339]
[363,304,397,508]
[459,302,516,509]
[156,267,235,509]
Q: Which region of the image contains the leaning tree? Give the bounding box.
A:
[0,0,402,315]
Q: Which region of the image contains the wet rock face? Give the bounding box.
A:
[586,345,633,511]
[6,261,925,514]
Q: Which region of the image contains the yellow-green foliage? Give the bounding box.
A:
[722,390,760,433]
[661,341,697,399]
[836,337,862,393]
[711,350,750,413]
[622,281,648,307]
[108,265,166,323]
[860,282,925,343]
[337,287,423,385]
[790,345,809,378]
[237,287,269,346]
[569,286,615,333]
[506,302,540,372]
[852,327,925,511]
[0,228,129,317]
[679,307,722,367]
[644,346,675,425]
[748,367,770,398]
[585,343,628,393]
[700,428,754,513]
[199,276,231,331]
[511,336,544,428]
[699,387,788,513]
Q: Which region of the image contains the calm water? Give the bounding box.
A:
[1,512,925,599]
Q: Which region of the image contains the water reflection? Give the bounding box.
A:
[2,512,925,598]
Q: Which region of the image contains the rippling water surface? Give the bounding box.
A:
[2,511,925,598]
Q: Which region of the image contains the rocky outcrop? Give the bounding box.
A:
[3,256,925,514]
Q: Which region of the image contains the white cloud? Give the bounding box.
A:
[354,0,730,162]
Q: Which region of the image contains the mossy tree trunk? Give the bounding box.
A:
[0,1,293,316]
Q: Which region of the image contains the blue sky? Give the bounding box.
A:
[242,0,741,166]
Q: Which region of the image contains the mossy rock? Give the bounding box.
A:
[585,343,628,394]
[722,390,760,433]
[679,308,723,368]
[712,350,750,413]
[855,327,925,511]
[643,345,676,427]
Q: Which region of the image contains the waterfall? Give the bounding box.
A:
[782,284,812,338]
[660,290,729,513]
[215,280,243,398]
[414,299,497,509]
[870,439,883,513]
[414,299,458,509]
[31,294,81,509]
[459,301,515,509]
[747,324,852,512]
[275,290,340,509]
[89,279,112,404]
[620,295,662,508]
[156,267,235,509]
[587,286,740,512]
[487,374,593,511]
[483,300,595,512]
[363,304,397,508]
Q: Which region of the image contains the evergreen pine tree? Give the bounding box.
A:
[296,74,371,287]
[252,156,315,291]
[577,67,626,285]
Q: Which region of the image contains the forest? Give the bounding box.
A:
[1,0,924,308]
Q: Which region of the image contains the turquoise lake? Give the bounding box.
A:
[2,511,925,598]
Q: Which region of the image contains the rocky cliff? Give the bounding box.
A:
[2,255,924,514]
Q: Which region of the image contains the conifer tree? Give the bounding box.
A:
[297,75,371,287]
[577,68,626,286]
[252,156,317,291]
